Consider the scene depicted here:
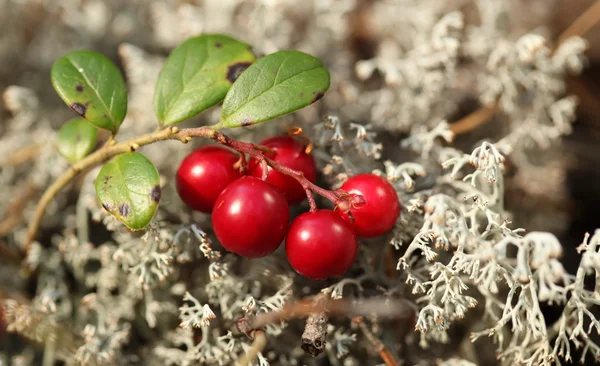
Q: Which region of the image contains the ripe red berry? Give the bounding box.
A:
[339,174,400,237]
[248,136,317,204]
[176,145,243,213]
[286,210,357,280]
[212,176,289,258]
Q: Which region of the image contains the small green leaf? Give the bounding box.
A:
[220,50,330,129]
[51,50,128,133]
[95,153,161,230]
[56,118,98,163]
[154,34,256,126]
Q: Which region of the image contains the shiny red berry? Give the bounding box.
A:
[339,174,400,237]
[286,210,357,280]
[248,136,317,204]
[176,145,243,213]
[212,176,289,258]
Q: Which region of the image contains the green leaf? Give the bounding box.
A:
[51,50,128,133]
[220,50,330,128]
[95,153,161,230]
[154,34,256,126]
[56,118,98,163]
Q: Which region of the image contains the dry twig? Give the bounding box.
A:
[556,0,600,45]
[0,185,38,237]
[234,296,411,336]
[450,0,600,136]
[449,104,500,136]
[301,294,329,357]
[353,317,398,366]
[235,330,267,366]
[0,144,42,167]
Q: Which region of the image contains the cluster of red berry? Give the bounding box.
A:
[176,136,400,280]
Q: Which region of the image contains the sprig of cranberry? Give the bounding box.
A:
[176,133,401,280]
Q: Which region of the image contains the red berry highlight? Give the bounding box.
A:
[339,174,400,237]
[176,145,243,213]
[286,210,357,280]
[212,176,289,258]
[249,136,317,204]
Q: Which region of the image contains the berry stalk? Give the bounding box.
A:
[213,131,347,212]
[24,126,349,256]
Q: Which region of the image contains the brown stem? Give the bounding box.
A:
[0,290,82,361]
[0,144,42,167]
[24,126,217,252]
[0,184,38,237]
[240,296,411,332]
[214,132,347,211]
[301,294,329,357]
[556,0,600,46]
[353,317,398,366]
[235,330,267,366]
[449,104,500,136]
[451,1,600,136]
[101,134,115,148]
[0,240,23,265]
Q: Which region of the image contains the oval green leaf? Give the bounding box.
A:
[95,153,161,230]
[56,118,98,164]
[154,34,256,126]
[51,50,128,133]
[220,50,330,128]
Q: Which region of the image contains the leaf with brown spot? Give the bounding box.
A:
[51,50,128,133]
[226,62,252,83]
[220,50,330,128]
[95,153,160,230]
[154,34,256,126]
[150,185,161,202]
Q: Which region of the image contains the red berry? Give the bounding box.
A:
[212,176,289,258]
[176,145,243,213]
[248,136,317,204]
[339,174,400,237]
[286,210,357,280]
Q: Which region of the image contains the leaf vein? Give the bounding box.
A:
[226,65,323,120]
[68,57,116,130]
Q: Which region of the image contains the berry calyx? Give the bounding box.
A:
[285,210,357,280]
[212,176,289,258]
[176,145,243,213]
[248,135,317,204]
[338,174,400,237]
